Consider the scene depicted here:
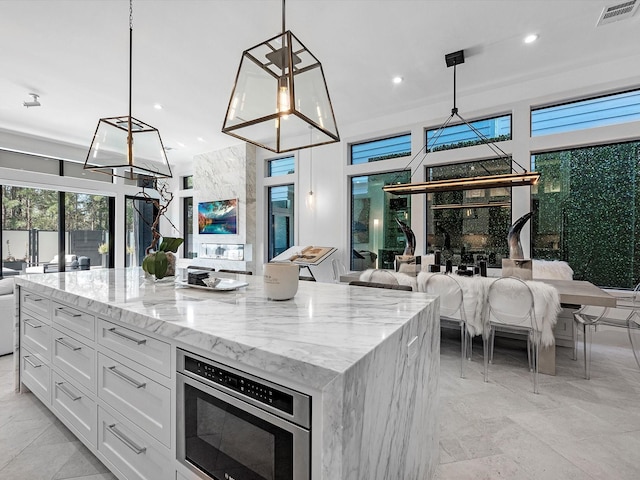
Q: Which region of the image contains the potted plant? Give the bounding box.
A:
[135,181,183,280]
[98,242,109,268]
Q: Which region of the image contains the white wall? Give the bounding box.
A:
[250,55,640,278]
[3,55,640,280]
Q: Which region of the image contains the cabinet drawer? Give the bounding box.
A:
[21,348,50,405]
[52,372,97,447]
[98,406,172,480]
[21,314,51,361]
[98,353,171,447]
[52,330,96,393]
[98,319,171,377]
[52,302,95,341]
[21,290,50,321]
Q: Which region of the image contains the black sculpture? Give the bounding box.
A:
[395,218,416,256]
[507,212,533,259]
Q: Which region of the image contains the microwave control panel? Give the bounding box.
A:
[184,354,294,415]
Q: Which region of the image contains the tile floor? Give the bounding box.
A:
[1,328,639,479]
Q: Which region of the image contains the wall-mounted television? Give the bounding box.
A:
[198,199,238,234]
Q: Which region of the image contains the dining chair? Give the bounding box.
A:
[485,276,541,393]
[362,269,399,285]
[573,282,640,379]
[331,258,347,283]
[424,273,469,378]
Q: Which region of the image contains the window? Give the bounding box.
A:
[350,171,411,270]
[532,141,640,288]
[1,186,58,271]
[531,89,640,137]
[1,186,114,273]
[426,114,511,152]
[183,197,194,258]
[350,134,411,165]
[182,175,194,189]
[267,185,294,260]
[426,159,512,268]
[125,196,158,267]
[65,193,111,268]
[267,156,295,177]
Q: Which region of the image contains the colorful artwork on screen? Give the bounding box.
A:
[198,199,238,234]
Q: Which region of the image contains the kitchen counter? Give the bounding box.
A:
[14,268,440,480]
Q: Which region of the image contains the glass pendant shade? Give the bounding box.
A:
[85,116,172,180]
[222,31,339,153]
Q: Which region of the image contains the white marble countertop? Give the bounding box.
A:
[15,268,436,390]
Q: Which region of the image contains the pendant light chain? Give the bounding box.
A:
[127,0,134,165]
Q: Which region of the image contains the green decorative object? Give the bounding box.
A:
[142,237,183,280]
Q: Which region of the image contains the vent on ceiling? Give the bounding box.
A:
[596,0,638,26]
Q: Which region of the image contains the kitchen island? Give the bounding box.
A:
[14,268,439,480]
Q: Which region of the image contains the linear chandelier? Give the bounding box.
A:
[383,50,539,195]
[84,0,172,181]
[222,0,339,153]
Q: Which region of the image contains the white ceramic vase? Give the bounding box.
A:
[263,262,299,300]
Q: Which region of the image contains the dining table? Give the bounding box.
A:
[341,270,618,375]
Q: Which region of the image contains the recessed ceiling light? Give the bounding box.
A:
[392,76,404,84]
[524,34,539,44]
[177,142,185,148]
[154,103,163,110]
[197,137,205,142]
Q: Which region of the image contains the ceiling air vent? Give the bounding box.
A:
[596,0,638,26]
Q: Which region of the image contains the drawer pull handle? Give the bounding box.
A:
[55,381,82,401]
[107,327,147,345]
[56,307,81,318]
[24,320,42,329]
[56,337,82,351]
[23,355,43,368]
[25,295,43,302]
[107,424,147,455]
[107,366,146,389]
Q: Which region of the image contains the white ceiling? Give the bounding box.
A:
[1,0,639,165]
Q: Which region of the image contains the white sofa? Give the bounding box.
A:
[0,277,15,356]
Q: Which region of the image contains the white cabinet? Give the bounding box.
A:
[52,328,96,393]
[98,318,171,377]
[52,301,95,341]
[51,371,97,447]
[98,406,172,480]
[21,346,51,404]
[98,353,171,447]
[21,290,50,319]
[21,313,52,361]
[19,287,175,480]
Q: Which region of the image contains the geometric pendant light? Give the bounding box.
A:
[383,50,539,196]
[84,0,172,180]
[222,0,339,153]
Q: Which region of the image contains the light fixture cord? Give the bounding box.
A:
[282,0,286,33]
[309,126,313,195]
[127,0,133,166]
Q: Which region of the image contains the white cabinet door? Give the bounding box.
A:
[52,329,96,393]
[97,353,171,447]
[21,290,51,321]
[98,318,171,377]
[21,347,51,405]
[52,302,95,341]
[51,371,97,447]
[22,313,51,361]
[98,406,172,480]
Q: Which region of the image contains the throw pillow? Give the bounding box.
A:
[0,277,15,296]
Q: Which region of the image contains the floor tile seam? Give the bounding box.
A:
[436,452,540,480]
